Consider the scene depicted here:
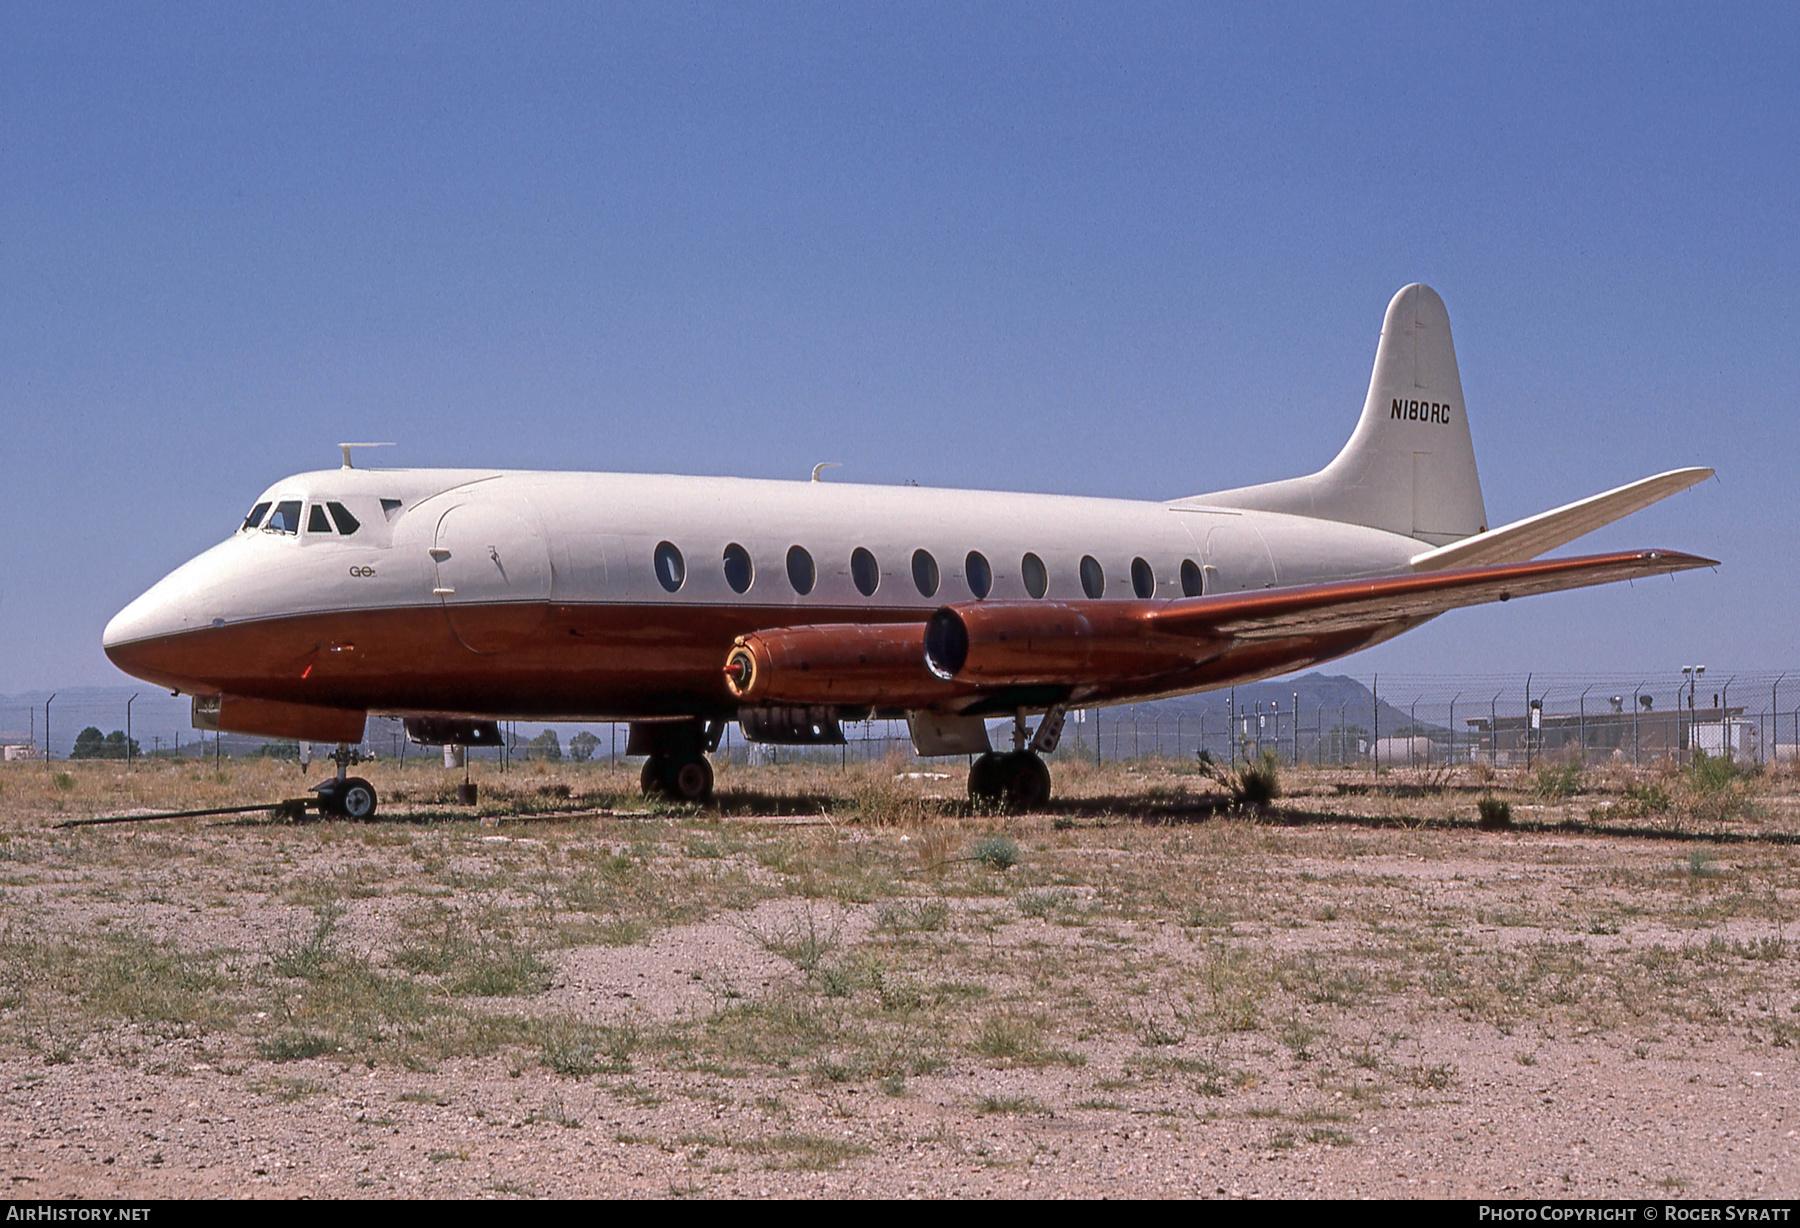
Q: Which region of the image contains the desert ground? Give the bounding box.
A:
[0,748,1795,1199]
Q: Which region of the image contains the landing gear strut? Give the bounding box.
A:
[312,743,378,819]
[967,706,1065,811]
[630,719,722,804]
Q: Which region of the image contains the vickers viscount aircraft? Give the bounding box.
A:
[104,285,1714,817]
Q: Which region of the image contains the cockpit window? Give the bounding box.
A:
[307,504,332,533]
[327,502,361,535]
[241,502,271,533]
[265,501,302,534]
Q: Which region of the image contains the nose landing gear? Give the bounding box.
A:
[312,743,379,819]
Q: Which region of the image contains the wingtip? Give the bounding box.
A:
[1641,549,1720,570]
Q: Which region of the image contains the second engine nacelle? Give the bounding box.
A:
[924,602,1220,687]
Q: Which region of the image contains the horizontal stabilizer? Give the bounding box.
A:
[1150,549,1715,643]
[1410,468,1712,571]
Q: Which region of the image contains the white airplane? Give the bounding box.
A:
[104,285,1714,817]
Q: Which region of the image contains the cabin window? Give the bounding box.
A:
[851,547,880,597]
[786,545,816,596]
[1131,557,1155,599]
[327,502,361,535]
[380,498,403,521]
[241,502,271,533]
[912,549,939,598]
[723,543,754,594]
[1021,552,1048,599]
[1080,555,1105,598]
[265,501,302,534]
[965,551,992,599]
[1181,559,1204,597]
[654,541,686,592]
[307,504,332,534]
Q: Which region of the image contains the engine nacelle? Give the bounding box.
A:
[722,622,953,707]
[924,602,1219,687]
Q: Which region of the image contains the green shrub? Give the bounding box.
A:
[1476,795,1512,830]
[1531,761,1584,799]
[969,835,1020,871]
[1197,748,1281,811]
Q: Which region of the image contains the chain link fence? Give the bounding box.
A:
[7,669,1797,769]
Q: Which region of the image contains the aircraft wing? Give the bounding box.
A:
[731,550,1716,707]
[1409,469,1712,571]
[1150,548,1715,642]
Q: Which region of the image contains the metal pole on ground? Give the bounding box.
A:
[1772,675,1786,767]
[1371,675,1379,777]
[126,694,137,770]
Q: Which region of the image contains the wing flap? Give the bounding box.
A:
[1409,468,1712,571]
[1150,549,1715,642]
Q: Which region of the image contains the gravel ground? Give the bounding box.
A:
[0,757,1795,1198]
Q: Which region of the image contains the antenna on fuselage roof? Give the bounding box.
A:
[811,462,841,482]
[339,442,396,470]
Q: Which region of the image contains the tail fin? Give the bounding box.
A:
[1180,284,1488,545]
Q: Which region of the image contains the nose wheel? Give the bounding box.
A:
[641,753,715,803]
[311,742,379,819]
[313,775,379,819]
[968,751,1051,812]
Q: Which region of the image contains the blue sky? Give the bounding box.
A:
[2,3,1795,691]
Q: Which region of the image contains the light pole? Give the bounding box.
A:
[1578,685,1593,765]
[1773,674,1787,768]
[1683,666,1706,763]
[1524,673,1534,770]
[1721,676,1736,760]
[1449,692,1462,767]
[126,694,137,770]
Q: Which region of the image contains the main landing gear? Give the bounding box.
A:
[967,705,1066,812]
[631,719,723,804]
[312,743,378,819]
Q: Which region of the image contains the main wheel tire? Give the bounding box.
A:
[1002,753,1051,812]
[668,756,714,803]
[640,757,666,797]
[968,752,1004,804]
[339,777,378,820]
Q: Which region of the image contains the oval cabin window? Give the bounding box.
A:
[654,541,686,593]
[966,551,992,599]
[1080,555,1105,599]
[786,545,816,596]
[1181,559,1204,597]
[912,549,939,598]
[1131,557,1154,599]
[1021,552,1048,599]
[851,547,880,597]
[722,543,754,594]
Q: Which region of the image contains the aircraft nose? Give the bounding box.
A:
[102,541,243,687]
